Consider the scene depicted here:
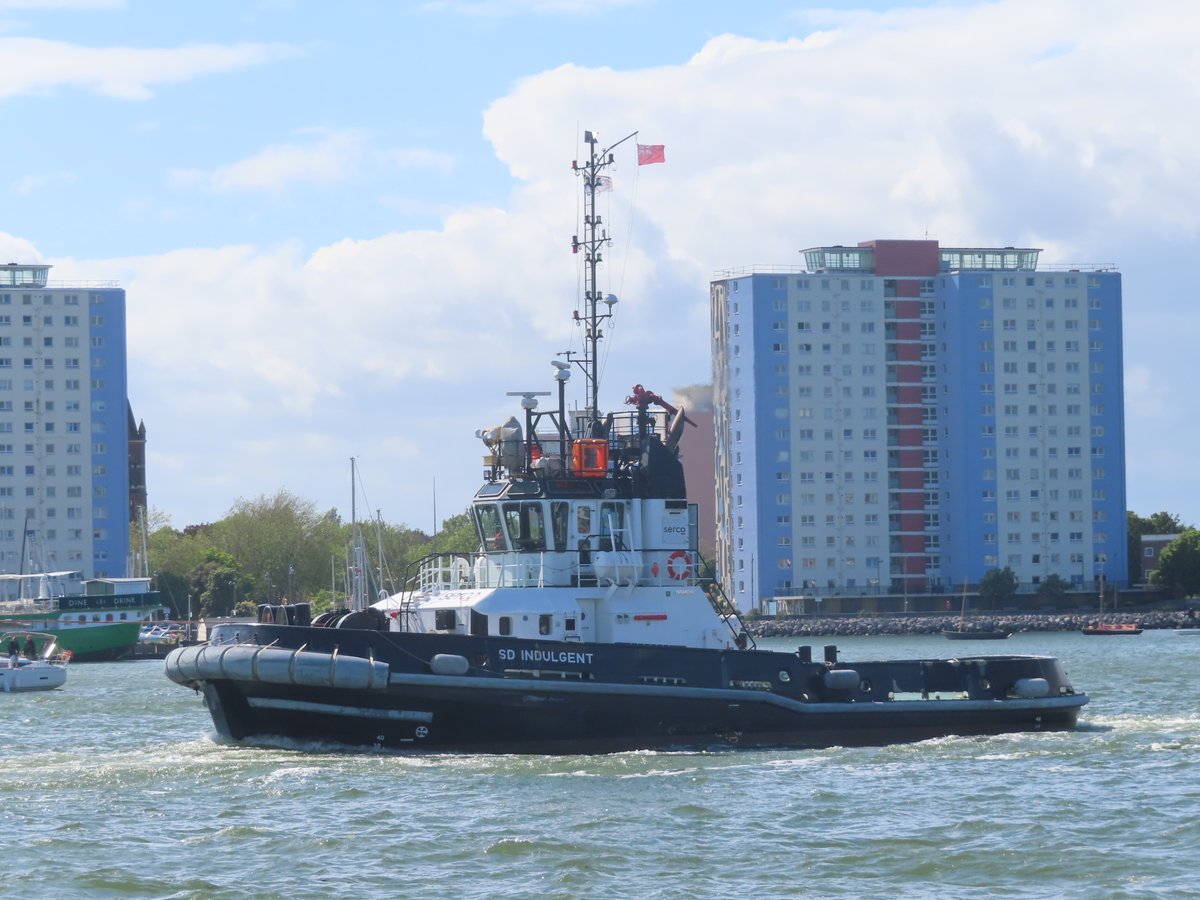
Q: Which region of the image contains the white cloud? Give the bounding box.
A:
[417,0,645,16]
[0,231,43,262]
[170,131,458,193]
[0,36,300,100]
[203,130,369,192]
[0,1,120,8]
[11,170,76,195]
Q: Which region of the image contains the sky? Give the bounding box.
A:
[2,0,1199,534]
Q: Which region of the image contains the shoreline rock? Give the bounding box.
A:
[744,610,1197,638]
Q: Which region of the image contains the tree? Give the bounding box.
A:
[187,549,247,618]
[146,523,213,584]
[208,490,343,602]
[138,492,477,614]
[979,567,1018,610]
[152,570,191,620]
[1035,573,1069,604]
[1127,510,1192,584]
[1152,530,1200,597]
[432,510,479,555]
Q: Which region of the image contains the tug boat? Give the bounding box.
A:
[165,130,1088,753]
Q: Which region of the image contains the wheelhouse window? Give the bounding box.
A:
[551,501,569,552]
[598,501,628,550]
[434,609,457,631]
[498,616,512,636]
[503,501,546,551]
[538,614,552,636]
[474,504,504,550]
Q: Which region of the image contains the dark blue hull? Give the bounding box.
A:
[168,623,1087,754]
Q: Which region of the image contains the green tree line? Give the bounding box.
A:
[138,490,478,619]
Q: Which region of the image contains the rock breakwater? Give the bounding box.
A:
[745,611,1196,638]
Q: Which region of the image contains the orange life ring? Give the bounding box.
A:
[666,550,692,581]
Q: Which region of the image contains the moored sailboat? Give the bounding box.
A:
[165,128,1088,753]
[942,579,1012,640]
[1081,575,1142,636]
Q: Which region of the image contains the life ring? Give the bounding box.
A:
[666,550,692,581]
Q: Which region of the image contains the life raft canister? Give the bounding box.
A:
[666,550,692,581]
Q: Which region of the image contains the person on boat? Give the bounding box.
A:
[22,635,36,659]
[7,637,19,668]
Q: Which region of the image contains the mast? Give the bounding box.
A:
[136,505,150,578]
[572,129,634,423]
[349,457,366,611]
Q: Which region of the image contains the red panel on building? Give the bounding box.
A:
[898,470,925,489]
[860,240,940,276]
[896,342,922,362]
[898,407,923,425]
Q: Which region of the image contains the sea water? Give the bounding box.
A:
[2,631,1196,899]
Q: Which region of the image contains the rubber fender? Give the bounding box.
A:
[430,653,469,676]
[164,643,389,690]
[164,643,227,683]
[1012,677,1050,698]
[823,668,860,691]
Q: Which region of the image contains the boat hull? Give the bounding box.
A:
[0,660,68,692]
[1081,626,1143,636]
[1,621,144,661]
[167,624,1088,754]
[942,630,1012,640]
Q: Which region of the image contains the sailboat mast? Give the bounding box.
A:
[349,457,365,611]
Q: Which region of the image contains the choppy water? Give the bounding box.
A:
[3,631,1197,899]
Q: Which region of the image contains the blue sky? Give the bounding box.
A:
[3,0,1199,533]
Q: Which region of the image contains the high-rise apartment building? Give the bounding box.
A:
[712,240,1126,611]
[1,263,138,579]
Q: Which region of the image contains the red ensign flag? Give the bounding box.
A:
[637,144,666,166]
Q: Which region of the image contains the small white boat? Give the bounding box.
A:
[0,633,70,692]
[1172,627,1200,636]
